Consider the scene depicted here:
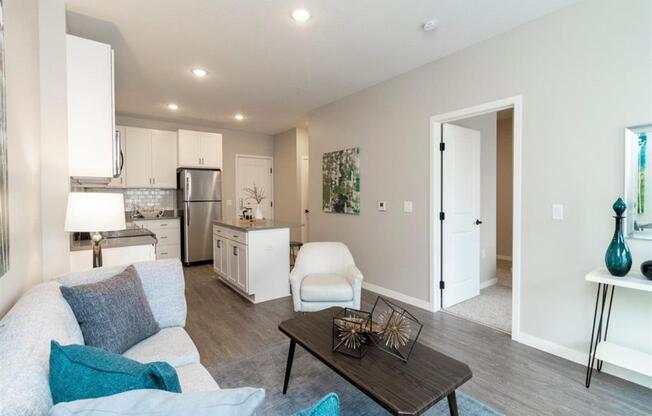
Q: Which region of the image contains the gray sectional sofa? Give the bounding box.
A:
[0,259,218,416]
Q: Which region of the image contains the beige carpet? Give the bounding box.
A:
[444,285,512,334]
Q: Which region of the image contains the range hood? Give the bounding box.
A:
[70,176,112,188]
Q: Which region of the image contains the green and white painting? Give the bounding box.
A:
[322,147,360,215]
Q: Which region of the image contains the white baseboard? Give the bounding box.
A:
[480,278,498,289]
[496,255,512,261]
[362,282,432,311]
[515,331,652,388]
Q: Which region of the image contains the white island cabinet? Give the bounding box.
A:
[213,220,293,303]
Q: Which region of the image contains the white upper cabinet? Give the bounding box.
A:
[125,127,177,188]
[150,130,177,188]
[177,129,223,169]
[67,35,118,178]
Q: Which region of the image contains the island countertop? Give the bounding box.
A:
[214,218,301,232]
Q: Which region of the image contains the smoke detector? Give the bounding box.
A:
[423,18,439,32]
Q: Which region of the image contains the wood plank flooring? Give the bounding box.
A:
[184,265,652,416]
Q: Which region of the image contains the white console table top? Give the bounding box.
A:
[585,268,652,292]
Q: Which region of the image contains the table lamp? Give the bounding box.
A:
[65,192,126,268]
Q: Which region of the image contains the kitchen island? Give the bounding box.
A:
[213,219,299,303]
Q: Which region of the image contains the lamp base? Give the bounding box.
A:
[91,232,103,268]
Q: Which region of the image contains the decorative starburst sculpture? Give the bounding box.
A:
[370,296,423,362]
[332,308,371,358]
[377,311,411,349]
[335,316,366,349]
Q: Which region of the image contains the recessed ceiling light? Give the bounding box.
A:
[234,113,244,121]
[423,18,439,32]
[291,9,311,22]
[192,68,208,77]
[167,103,179,110]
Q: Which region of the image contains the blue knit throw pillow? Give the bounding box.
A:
[49,341,181,404]
[293,393,340,416]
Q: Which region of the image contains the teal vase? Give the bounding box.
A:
[605,198,632,276]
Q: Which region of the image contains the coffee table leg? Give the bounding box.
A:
[447,391,458,416]
[282,340,296,394]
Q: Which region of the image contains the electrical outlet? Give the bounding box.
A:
[552,204,564,220]
[377,201,387,212]
[403,201,413,213]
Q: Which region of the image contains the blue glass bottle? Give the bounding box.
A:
[605,198,632,276]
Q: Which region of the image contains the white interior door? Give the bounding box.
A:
[442,123,481,308]
[236,156,274,220]
[300,157,309,242]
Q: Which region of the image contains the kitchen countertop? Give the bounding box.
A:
[70,227,157,252]
[214,218,301,232]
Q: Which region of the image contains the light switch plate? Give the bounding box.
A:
[552,204,563,220]
[378,201,387,212]
[403,201,413,213]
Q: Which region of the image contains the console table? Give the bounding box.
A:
[585,268,652,387]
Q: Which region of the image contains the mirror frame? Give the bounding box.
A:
[624,123,652,240]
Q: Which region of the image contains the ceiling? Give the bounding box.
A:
[65,0,577,135]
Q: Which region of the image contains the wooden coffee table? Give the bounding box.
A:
[279,308,472,416]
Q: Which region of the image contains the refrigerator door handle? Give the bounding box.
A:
[186,203,190,226]
[185,174,192,200]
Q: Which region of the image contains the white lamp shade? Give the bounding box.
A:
[64,192,126,232]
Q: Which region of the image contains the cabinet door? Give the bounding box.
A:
[150,130,177,188]
[227,240,239,284]
[213,236,227,277]
[125,127,152,187]
[108,125,127,188]
[236,242,248,293]
[200,133,223,169]
[177,130,202,168]
[67,35,114,177]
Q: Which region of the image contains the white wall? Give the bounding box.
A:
[274,129,300,241]
[39,0,69,280]
[308,0,651,386]
[451,113,497,285]
[115,115,274,223]
[0,0,44,315]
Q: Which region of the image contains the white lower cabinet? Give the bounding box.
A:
[213,224,289,303]
[133,219,181,260]
[70,244,155,273]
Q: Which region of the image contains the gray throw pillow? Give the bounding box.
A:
[60,265,160,354]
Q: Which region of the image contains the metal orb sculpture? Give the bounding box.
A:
[370,297,423,362]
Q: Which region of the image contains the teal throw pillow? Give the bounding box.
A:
[49,341,181,404]
[294,393,340,416]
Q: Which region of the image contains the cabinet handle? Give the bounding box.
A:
[217,240,221,248]
[160,223,167,227]
[160,236,168,239]
[198,157,201,165]
[233,246,238,256]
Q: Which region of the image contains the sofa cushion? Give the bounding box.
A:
[176,363,220,392]
[300,274,353,302]
[60,265,160,354]
[49,387,265,416]
[0,282,84,416]
[58,259,187,329]
[49,341,181,404]
[123,327,200,368]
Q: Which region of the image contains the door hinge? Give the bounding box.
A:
[439,281,445,290]
[439,142,445,152]
[270,201,273,207]
[439,212,445,221]
[270,168,273,174]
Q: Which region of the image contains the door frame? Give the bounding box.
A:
[429,95,523,341]
[235,154,274,220]
[300,156,310,243]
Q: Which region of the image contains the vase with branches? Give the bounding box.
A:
[243,183,266,220]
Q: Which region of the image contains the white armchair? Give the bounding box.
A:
[289,242,363,312]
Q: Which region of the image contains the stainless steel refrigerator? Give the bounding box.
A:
[178,168,222,266]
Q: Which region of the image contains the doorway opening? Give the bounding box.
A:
[430,96,522,339]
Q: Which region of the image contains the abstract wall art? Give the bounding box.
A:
[322,147,360,215]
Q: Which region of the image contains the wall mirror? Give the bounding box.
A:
[624,124,652,239]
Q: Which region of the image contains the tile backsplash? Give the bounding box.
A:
[124,189,177,211]
[85,188,177,211]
